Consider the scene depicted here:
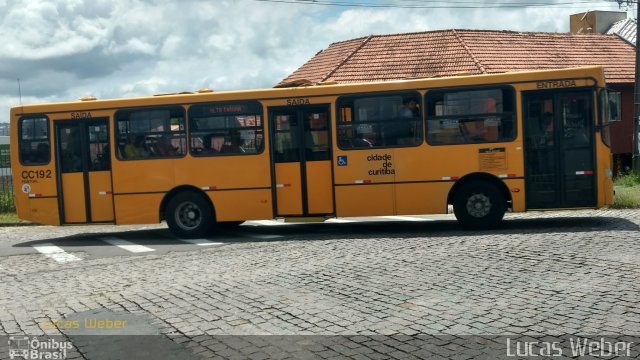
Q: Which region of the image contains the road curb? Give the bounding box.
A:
[0,222,35,227]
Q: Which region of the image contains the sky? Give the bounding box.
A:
[0,0,633,123]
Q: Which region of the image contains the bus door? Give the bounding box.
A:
[523,90,596,209]
[55,118,114,223]
[269,105,334,216]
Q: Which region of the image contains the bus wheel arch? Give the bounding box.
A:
[161,186,216,238]
[447,173,511,230]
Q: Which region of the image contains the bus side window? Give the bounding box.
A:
[188,102,263,157]
[426,87,515,145]
[115,107,186,160]
[337,92,422,149]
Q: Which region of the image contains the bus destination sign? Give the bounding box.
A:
[208,105,246,114]
[536,80,577,89]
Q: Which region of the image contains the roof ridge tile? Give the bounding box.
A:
[452,29,486,74]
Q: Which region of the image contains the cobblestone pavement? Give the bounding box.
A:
[0,209,639,359]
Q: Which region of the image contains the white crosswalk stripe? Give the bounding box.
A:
[324,218,356,223]
[177,238,223,246]
[380,216,434,222]
[33,243,82,263]
[244,220,290,226]
[101,237,155,253]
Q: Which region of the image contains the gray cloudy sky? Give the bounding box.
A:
[0,0,630,121]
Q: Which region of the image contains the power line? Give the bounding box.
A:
[253,0,624,9]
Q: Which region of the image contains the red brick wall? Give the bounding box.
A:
[609,84,634,155]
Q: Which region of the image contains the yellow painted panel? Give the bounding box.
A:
[13,164,59,223]
[305,161,334,214]
[335,184,393,217]
[61,173,86,223]
[111,159,175,194]
[209,189,273,222]
[596,142,614,207]
[504,179,526,212]
[275,162,303,215]
[88,171,114,222]
[174,155,272,191]
[28,198,60,225]
[114,193,163,225]
[395,182,452,215]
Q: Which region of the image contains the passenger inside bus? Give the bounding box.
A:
[34,143,50,163]
[202,133,239,154]
[401,98,419,118]
[124,135,148,159]
[151,135,176,156]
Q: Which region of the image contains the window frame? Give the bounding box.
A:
[425,85,517,146]
[18,115,51,166]
[336,90,424,151]
[114,105,188,161]
[188,100,265,157]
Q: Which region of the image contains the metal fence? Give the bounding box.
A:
[0,143,15,213]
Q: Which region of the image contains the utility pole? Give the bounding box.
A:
[632,1,640,173]
[616,1,640,172]
[628,0,640,172]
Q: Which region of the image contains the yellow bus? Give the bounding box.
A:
[10,66,616,238]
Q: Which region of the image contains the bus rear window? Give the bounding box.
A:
[19,117,50,165]
[426,87,516,145]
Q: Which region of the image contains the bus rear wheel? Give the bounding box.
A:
[453,182,506,230]
[166,192,214,238]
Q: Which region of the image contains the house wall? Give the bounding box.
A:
[609,84,634,175]
[570,11,626,34]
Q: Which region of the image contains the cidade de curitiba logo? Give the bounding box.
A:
[8,336,73,359]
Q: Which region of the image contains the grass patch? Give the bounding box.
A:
[614,172,640,187]
[612,186,640,209]
[0,212,23,223]
[0,192,15,213]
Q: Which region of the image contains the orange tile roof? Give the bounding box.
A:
[276,29,635,86]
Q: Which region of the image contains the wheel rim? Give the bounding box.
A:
[174,201,202,230]
[466,193,492,218]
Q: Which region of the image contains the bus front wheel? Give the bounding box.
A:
[166,192,214,238]
[453,182,506,230]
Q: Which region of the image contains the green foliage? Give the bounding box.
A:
[614,172,640,187]
[0,212,20,223]
[612,186,640,209]
[0,192,15,213]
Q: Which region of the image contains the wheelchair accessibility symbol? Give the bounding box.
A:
[337,156,348,166]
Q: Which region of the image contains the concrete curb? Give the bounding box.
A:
[0,222,35,227]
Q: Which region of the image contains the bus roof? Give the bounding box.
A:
[11,66,605,116]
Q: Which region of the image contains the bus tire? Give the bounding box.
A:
[453,181,506,230]
[166,192,214,238]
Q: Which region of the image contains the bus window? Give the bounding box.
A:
[189,101,263,156]
[115,106,186,160]
[88,124,110,171]
[337,92,422,149]
[426,87,515,145]
[19,117,50,165]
